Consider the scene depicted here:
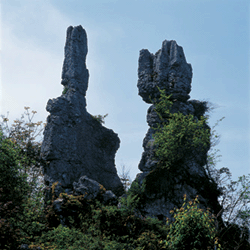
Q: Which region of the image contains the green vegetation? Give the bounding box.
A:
[118,164,132,192]
[62,86,69,94]
[0,103,249,249]
[0,129,29,249]
[152,88,210,170]
[165,194,221,249]
[143,89,215,200]
[0,108,46,249]
[91,113,108,124]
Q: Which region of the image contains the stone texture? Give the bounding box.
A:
[41,25,124,198]
[18,245,41,250]
[73,175,117,205]
[134,40,222,222]
[51,176,118,227]
[137,40,192,103]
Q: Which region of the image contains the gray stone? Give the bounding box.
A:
[19,244,41,250]
[137,40,192,104]
[134,40,222,222]
[62,26,88,93]
[41,25,124,198]
[53,198,64,214]
[73,176,117,205]
[73,175,105,200]
[50,176,118,227]
[102,190,118,205]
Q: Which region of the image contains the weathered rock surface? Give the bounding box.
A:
[73,176,117,205]
[51,176,118,227]
[134,40,222,222]
[41,25,124,198]
[137,40,192,104]
[18,244,41,250]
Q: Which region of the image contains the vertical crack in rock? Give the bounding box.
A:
[135,40,222,222]
[137,40,192,104]
[41,25,124,198]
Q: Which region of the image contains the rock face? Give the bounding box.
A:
[135,40,222,221]
[41,25,124,198]
[73,176,117,205]
[51,176,118,228]
[137,40,192,104]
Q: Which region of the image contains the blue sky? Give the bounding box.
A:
[1,0,249,182]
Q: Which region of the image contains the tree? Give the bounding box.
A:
[118,164,132,192]
[0,108,48,248]
[212,169,250,249]
[0,127,30,249]
[187,105,250,249]
[0,107,47,193]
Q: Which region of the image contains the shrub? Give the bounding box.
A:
[62,86,69,94]
[152,88,210,171]
[91,114,108,124]
[14,187,46,246]
[0,107,47,192]
[165,194,221,250]
[31,224,97,250]
[0,108,47,248]
[0,128,30,249]
[119,179,146,214]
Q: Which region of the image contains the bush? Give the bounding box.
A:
[119,179,146,214]
[14,188,46,246]
[0,128,30,249]
[1,106,249,249]
[152,88,210,170]
[0,108,47,249]
[165,194,221,250]
[0,107,47,192]
[31,224,98,250]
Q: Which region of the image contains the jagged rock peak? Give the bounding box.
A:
[41,25,124,198]
[137,40,192,103]
[61,25,89,96]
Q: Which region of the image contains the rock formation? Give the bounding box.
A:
[41,25,124,199]
[52,176,118,227]
[134,40,222,221]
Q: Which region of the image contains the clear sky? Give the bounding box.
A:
[1,0,249,182]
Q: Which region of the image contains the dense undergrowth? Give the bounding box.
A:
[1,100,250,249]
[0,130,220,249]
[0,171,222,250]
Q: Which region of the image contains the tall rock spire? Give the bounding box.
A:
[135,40,222,221]
[41,25,124,198]
[61,26,89,95]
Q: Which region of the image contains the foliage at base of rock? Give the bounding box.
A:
[1,105,250,249]
[37,191,168,249]
[119,178,146,214]
[165,194,221,250]
[0,129,31,249]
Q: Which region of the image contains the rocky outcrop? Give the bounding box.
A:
[51,176,118,227]
[134,40,222,221]
[137,40,192,104]
[73,176,117,205]
[41,25,124,199]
